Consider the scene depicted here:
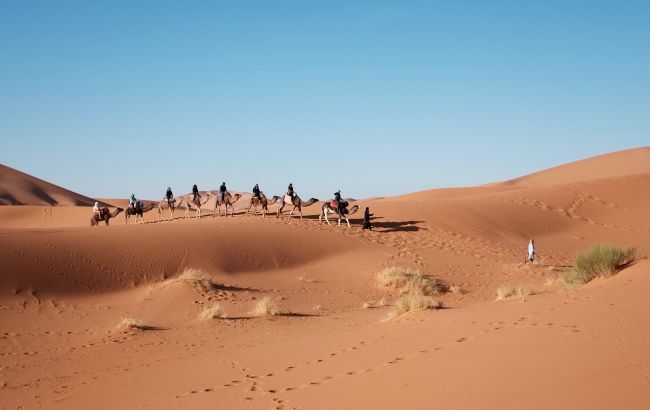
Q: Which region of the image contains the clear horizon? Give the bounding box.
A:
[2,1,649,200]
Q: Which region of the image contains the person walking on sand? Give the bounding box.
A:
[526,239,535,263]
[362,207,374,230]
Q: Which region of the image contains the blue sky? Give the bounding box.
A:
[1,1,648,200]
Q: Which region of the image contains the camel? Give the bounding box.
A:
[276,194,319,220]
[90,207,123,226]
[157,196,184,222]
[214,192,242,217]
[184,193,212,220]
[319,200,360,227]
[247,193,280,218]
[125,201,157,224]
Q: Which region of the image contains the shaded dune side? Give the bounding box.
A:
[0,164,102,206]
[0,222,362,295]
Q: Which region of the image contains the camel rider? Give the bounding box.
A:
[220,182,227,201]
[252,184,261,199]
[287,183,294,199]
[191,184,200,202]
[334,190,343,213]
[93,202,101,218]
[129,194,137,209]
[166,187,174,204]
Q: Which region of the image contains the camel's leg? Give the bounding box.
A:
[277,204,284,218]
[324,209,331,225]
[299,207,303,220]
[345,217,350,228]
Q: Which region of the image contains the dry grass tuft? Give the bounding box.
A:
[384,290,442,321]
[561,244,637,285]
[376,266,443,295]
[495,285,536,300]
[377,298,388,307]
[200,303,227,320]
[297,275,317,283]
[362,302,372,309]
[449,284,463,295]
[178,267,216,290]
[119,317,156,331]
[250,297,280,317]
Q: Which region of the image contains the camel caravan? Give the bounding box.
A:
[90,183,365,228]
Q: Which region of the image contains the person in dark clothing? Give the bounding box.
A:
[165,187,174,204]
[220,182,227,201]
[192,184,200,202]
[287,183,294,199]
[333,190,343,214]
[252,184,261,199]
[362,207,374,230]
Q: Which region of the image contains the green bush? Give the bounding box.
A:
[562,244,636,285]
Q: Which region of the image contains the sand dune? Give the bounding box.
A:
[0,164,105,206]
[1,148,649,409]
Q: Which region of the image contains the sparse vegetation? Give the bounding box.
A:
[495,285,536,300]
[384,290,443,321]
[561,244,637,285]
[119,317,156,331]
[297,275,317,283]
[200,303,227,320]
[362,302,372,309]
[177,267,216,290]
[449,284,463,295]
[376,266,443,295]
[250,297,280,317]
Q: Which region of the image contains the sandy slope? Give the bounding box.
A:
[0,164,105,206]
[1,148,650,409]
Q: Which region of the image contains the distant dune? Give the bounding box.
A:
[502,146,650,187]
[0,164,104,206]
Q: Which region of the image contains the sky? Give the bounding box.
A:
[1,1,649,200]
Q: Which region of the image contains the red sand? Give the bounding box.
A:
[1,147,649,409]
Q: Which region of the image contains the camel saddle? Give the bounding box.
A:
[329,200,338,208]
[284,194,294,205]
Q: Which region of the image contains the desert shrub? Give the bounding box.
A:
[178,267,215,290]
[384,290,443,320]
[200,303,227,319]
[562,244,636,285]
[496,285,536,300]
[250,297,280,317]
[376,266,442,295]
[119,317,156,331]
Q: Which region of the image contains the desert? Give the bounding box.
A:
[1,147,650,409]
